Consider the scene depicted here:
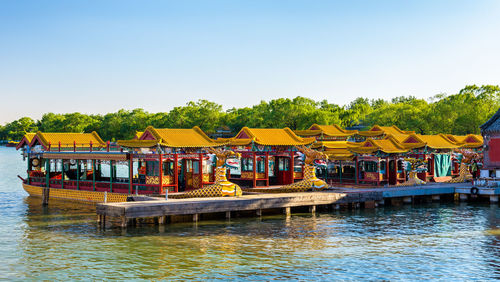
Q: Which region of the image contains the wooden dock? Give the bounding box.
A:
[96,183,496,227]
[96,191,381,227]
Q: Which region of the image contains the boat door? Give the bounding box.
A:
[192,158,201,189]
[275,156,292,185]
[181,159,197,191]
[388,160,397,185]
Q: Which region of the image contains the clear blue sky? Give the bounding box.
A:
[1,0,499,124]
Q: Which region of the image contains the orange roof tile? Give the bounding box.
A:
[15,133,36,150]
[311,141,359,149]
[324,149,355,160]
[30,131,106,148]
[295,124,357,137]
[351,136,409,154]
[402,134,460,149]
[444,134,484,148]
[116,139,161,148]
[311,141,359,160]
[134,131,144,140]
[24,133,36,143]
[357,125,414,142]
[139,126,224,148]
[229,127,315,146]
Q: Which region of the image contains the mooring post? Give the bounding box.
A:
[309,205,316,213]
[284,207,291,217]
[256,209,262,217]
[42,187,50,206]
[120,216,127,228]
[159,216,166,225]
[98,215,106,228]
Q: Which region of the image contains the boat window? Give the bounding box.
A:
[193,160,200,174]
[294,165,302,173]
[268,157,275,177]
[364,161,378,172]
[279,158,290,171]
[397,160,404,172]
[242,158,254,172]
[185,160,192,173]
[256,157,265,173]
[163,161,174,176]
[146,161,159,176]
[202,159,212,174]
[380,161,386,173]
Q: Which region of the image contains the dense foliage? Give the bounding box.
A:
[1,85,499,141]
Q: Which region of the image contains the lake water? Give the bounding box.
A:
[1,146,499,280]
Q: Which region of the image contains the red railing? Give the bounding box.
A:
[25,177,160,195]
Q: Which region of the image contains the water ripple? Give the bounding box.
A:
[0,147,499,280]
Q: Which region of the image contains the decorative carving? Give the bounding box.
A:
[446,149,482,183]
[258,146,328,193]
[175,148,242,198]
[398,158,427,186]
[241,172,254,179]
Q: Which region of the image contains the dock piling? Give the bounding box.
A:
[226,211,231,220]
[284,207,291,217]
[120,216,127,228]
[193,214,199,222]
[309,205,316,213]
[159,216,166,225]
[42,187,50,206]
[97,215,106,228]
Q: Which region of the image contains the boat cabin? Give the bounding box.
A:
[221,127,315,187]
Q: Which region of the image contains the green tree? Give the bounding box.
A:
[166,100,224,133]
[341,97,372,128]
[428,85,500,134]
[98,109,152,140]
[367,97,430,134]
[39,112,102,133]
[3,117,38,140]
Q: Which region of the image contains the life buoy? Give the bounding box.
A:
[470,187,479,195]
[31,158,40,167]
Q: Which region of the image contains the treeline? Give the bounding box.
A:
[1,85,499,141]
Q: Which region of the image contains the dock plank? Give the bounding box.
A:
[96,191,379,219]
[96,183,478,224]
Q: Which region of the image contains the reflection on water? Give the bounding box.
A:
[1,147,500,280]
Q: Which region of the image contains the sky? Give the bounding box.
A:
[1,0,500,124]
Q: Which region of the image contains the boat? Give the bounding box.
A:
[17,129,227,203]
[17,123,485,204]
[5,140,19,147]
